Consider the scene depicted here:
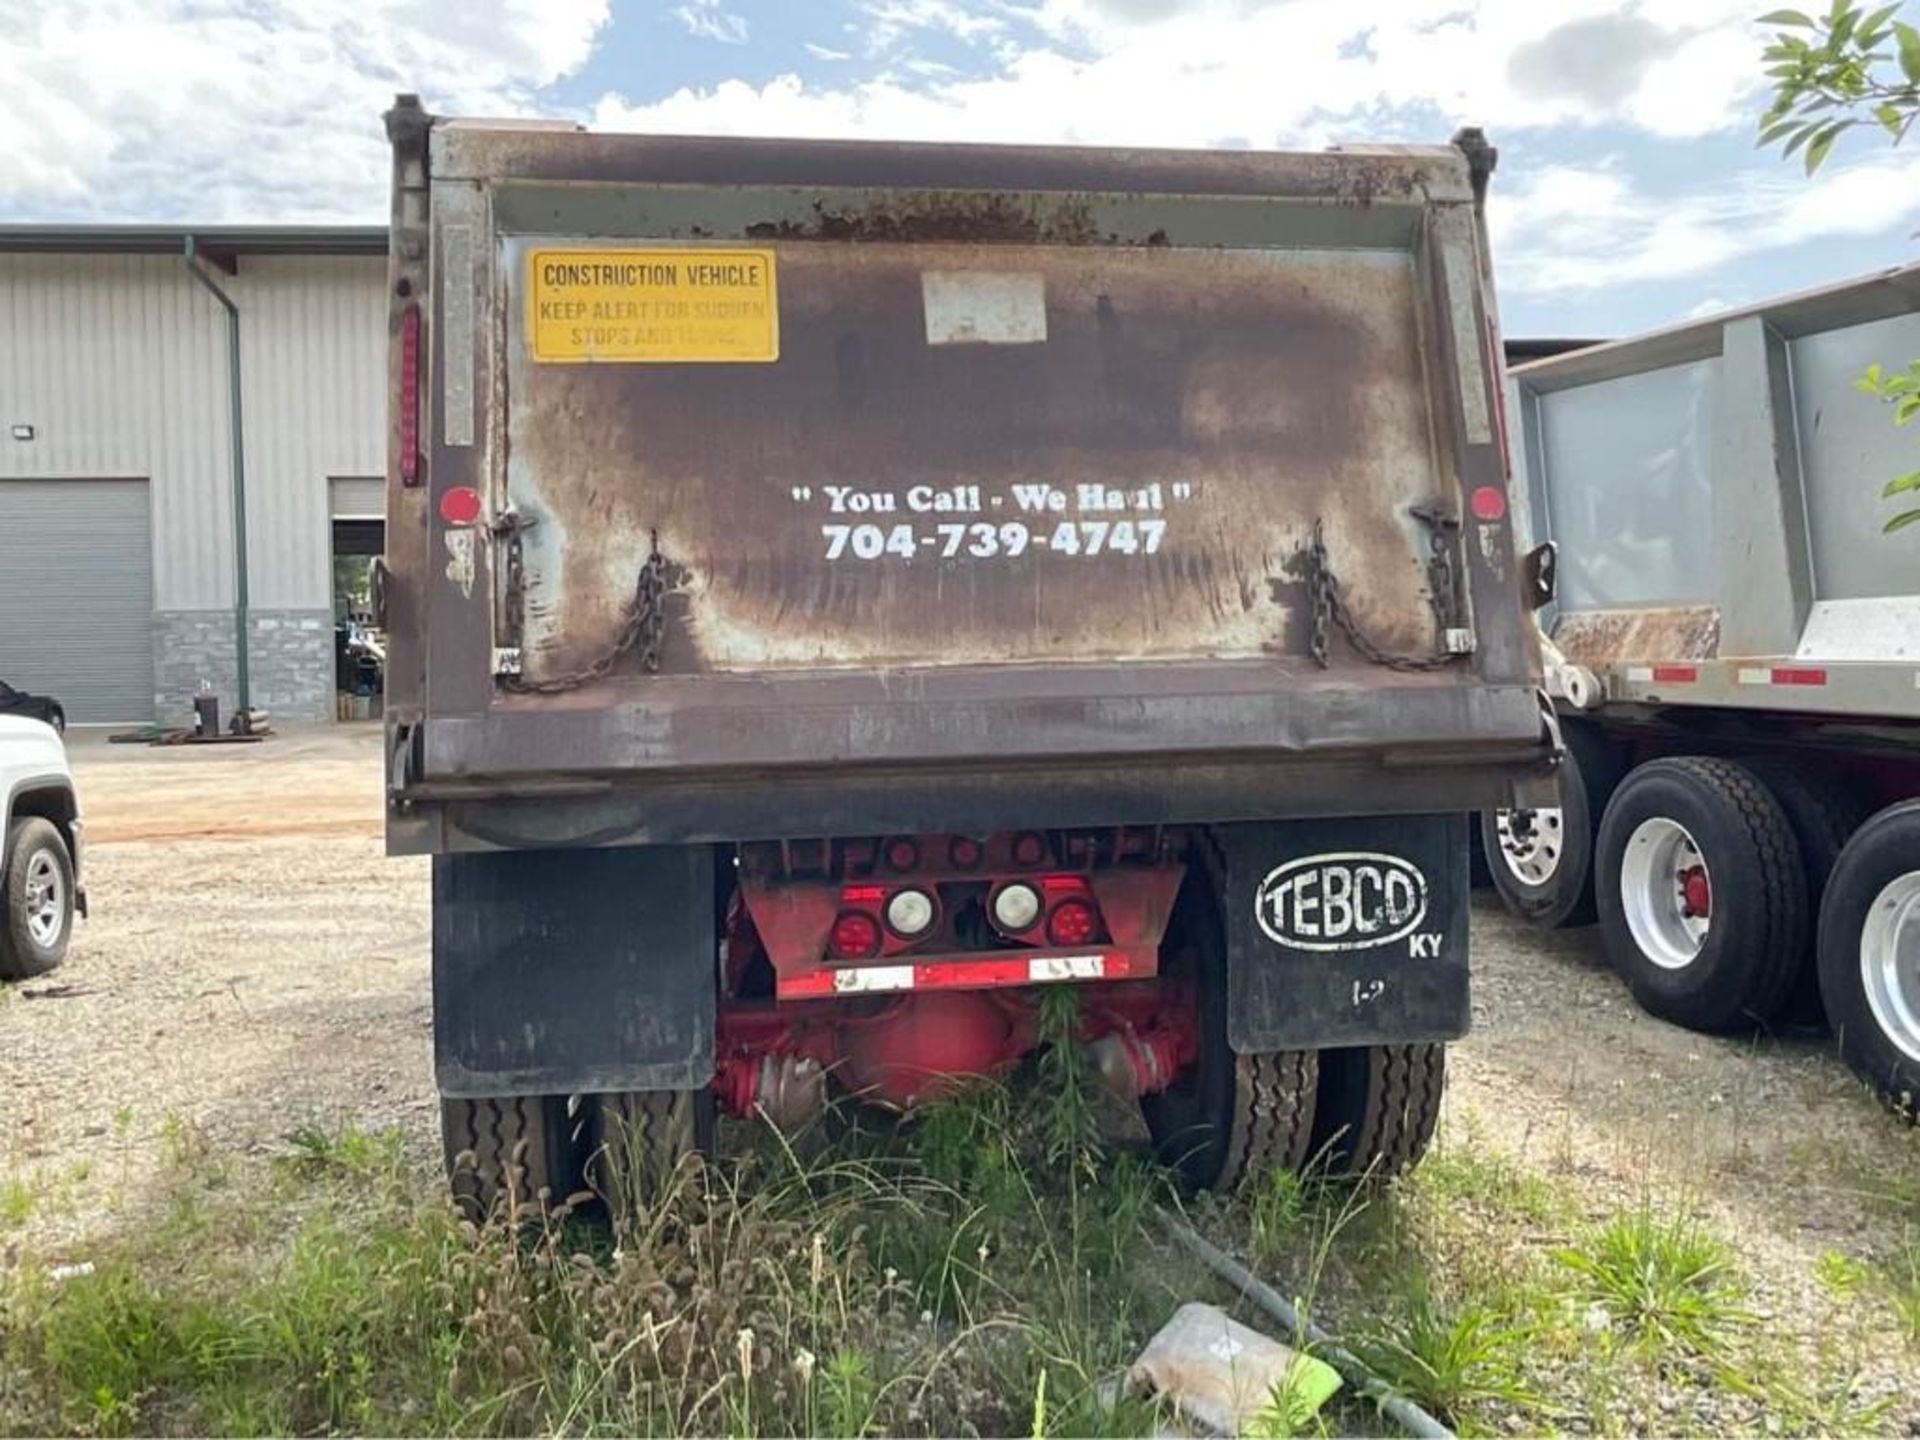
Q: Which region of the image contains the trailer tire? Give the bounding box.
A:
[1308,1043,1444,1179]
[1596,757,1807,1032]
[1746,762,1873,1027]
[1,818,73,980]
[1816,801,1920,1122]
[1483,722,1623,929]
[441,1094,582,1225]
[1142,866,1318,1192]
[586,1089,715,1223]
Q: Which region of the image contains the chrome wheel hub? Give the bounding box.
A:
[1495,806,1565,886]
[1620,817,1710,970]
[1861,872,1920,1065]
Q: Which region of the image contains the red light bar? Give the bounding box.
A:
[398,302,422,486]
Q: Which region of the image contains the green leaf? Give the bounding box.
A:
[1804,120,1851,171]
[1882,472,1920,498]
[1883,508,1920,534]
[1856,3,1900,45]
[1895,21,1920,83]
[1783,122,1818,156]
[1758,7,1817,24]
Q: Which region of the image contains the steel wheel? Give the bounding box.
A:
[1620,816,1712,970]
[23,847,66,950]
[1860,872,1920,1066]
[1493,806,1564,886]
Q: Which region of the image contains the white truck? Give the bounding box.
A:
[1486,261,1920,1118]
[0,716,83,979]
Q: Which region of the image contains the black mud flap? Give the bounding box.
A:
[432,844,715,1097]
[1218,815,1469,1051]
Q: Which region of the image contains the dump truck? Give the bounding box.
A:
[378,96,1557,1215]
[1486,262,1920,1117]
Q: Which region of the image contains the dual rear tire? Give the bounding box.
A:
[1141,867,1442,1190]
[442,1089,713,1225]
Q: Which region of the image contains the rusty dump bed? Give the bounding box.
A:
[382,105,1551,853]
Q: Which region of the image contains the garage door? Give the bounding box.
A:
[0,479,154,724]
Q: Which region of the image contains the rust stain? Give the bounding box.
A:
[504,241,1450,680]
[1553,606,1722,665]
[745,192,1103,246]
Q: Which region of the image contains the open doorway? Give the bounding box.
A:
[329,478,385,722]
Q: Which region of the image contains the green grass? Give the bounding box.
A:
[1,1177,32,1229]
[1553,1205,1748,1356]
[1349,1279,1544,1427]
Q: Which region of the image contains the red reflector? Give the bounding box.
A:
[780,971,835,999]
[829,911,882,959]
[1047,899,1099,947]
[1773,667,1827,686]
[439,485,482,526]
[883,838,920,871]
[398,302,423,487]
[1011,832,1047,866]
[840,884,888,903]
[1651,665,1698,684]
[1469,484,1507,521]
[1040,875,1086,893]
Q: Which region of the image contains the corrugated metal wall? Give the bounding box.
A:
[236,256,387,608]
[0,251,386,612]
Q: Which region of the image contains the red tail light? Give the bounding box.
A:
[1046,899,1099,947]
[398,302,423,486]
[829,911,882,959]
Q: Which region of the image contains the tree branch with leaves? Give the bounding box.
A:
[1757,0,1920,532]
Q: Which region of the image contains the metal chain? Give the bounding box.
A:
[1303,513,1465,673]
[500,531,671,694]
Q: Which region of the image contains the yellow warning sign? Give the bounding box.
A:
[527,248,779,363]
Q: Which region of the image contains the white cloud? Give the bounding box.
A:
[804,42,855,61]
[675,0,749,45]
[1490,150,1920,295]
[0,0,609,222]
[593,0,1773,150]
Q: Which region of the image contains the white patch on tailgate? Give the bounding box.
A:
[444,528,476,599]
[922,271,1047,346]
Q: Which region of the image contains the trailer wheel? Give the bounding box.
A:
[1596,758,1807,1031]
[1816,801,1920,1122]
[1746,762,1872,1027]
[441,1094,582,1225]
[1141,868,1318,1191]
[1308,1043,1444,1179]
[1483,722,1623,928]
[586,1089,715,1223]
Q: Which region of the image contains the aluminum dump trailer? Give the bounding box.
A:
[379,96,1555,1214]
[1488,262,1920,1116]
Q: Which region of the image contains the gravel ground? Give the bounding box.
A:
[4,727,1917,1414]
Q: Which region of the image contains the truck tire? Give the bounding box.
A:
[586,1089,714,1222]
[1141,867,1318,1191]
[1483,722,1623,929]
[1815,801,1920,1122]
[1746,762,1872,1027]
[1596,758,1807,1032]
[441,1094,582,1225]
[1,817,74,980]
[1308,1043,1444,1179]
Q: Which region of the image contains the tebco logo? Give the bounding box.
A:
[1254,852,1429,952]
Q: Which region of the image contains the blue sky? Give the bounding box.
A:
[4,0,1917,338]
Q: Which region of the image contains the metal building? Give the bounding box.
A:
[0,225,387,725]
